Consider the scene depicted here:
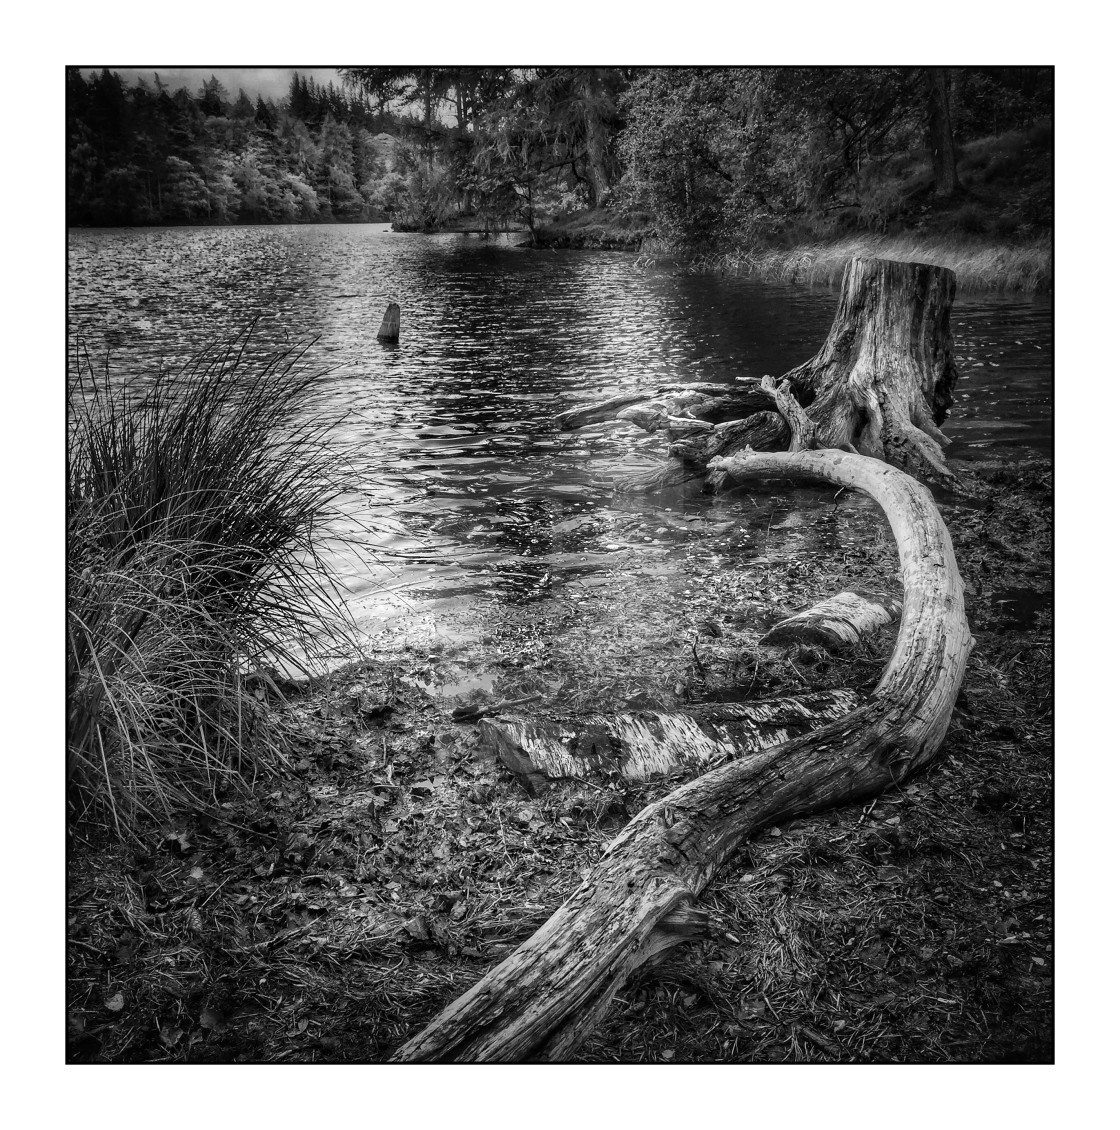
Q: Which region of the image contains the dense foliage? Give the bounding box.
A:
[67,69,401,225]
[67,66,1052,244]
[618,67,1052,247]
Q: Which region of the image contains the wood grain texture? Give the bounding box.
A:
[390,448,972,1062]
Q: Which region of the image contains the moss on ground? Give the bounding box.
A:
[67,460,1052,1063]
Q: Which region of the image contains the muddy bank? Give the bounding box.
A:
[67,459,1052,1063]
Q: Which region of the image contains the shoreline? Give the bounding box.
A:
[68,216,1052,296]
[534,213,1051,295]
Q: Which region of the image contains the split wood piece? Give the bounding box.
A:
[480,689,863,790]
[389,447,972,1062]
[377,302,401,342]
[616,413,792,494]
[760,591,902,651]
[616,405,713,438]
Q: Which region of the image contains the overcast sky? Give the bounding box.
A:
[81,67,346,102]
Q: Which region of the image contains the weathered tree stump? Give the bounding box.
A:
[558,257,960,490]
[787,257,959,485]
[376,302,400,342]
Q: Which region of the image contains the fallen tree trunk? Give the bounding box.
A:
[483,688,863,789]
[760,590,902,651]
[388,258,969,1061]
[390,445,972,1062]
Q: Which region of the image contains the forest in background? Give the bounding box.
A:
[67,66,1052,252]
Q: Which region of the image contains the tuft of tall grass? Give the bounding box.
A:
[67,331,357,840]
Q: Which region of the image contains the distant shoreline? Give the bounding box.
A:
[68,213,1052,296]
[532,211,1052,295]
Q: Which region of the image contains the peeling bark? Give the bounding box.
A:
[483,689,863,789]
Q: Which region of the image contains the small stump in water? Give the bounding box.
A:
[377,302,400,342]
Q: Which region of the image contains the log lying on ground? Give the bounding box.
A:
[482,689,863,790]
[760,591,902,651]
[390,443,972,1062]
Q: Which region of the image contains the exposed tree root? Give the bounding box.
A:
[560,257,961,492]
[388,257,971,1062]
[390,447,972,1062]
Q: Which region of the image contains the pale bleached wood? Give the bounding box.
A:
[482,689,863,788]
[390,447,972,1062]
[760,591,902,651]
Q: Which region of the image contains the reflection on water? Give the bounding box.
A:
[68,224,1052,646]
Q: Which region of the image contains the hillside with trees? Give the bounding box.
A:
[66,69,400,225]
[67,66,1052,287]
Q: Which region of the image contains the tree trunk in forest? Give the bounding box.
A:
[925,67,960,198]
[390,393,972,1063]
[580,68,612,209]
[422,69,434,173]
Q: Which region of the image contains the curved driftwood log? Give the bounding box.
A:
[390,447,972,1062]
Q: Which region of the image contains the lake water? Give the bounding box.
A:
[68,224,1053,655]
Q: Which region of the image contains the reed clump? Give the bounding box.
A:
[67,333,355,840]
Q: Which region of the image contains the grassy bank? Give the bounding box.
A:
[542,217,1051,295]
[679,234,1053,295]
